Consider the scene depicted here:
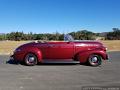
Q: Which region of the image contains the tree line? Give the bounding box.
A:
[0,30,96,41]
[105,28,120,40]
[0,28,120,41]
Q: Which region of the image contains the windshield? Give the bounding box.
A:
[64,34,74,41]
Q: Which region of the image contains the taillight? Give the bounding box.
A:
[105,47,108,51]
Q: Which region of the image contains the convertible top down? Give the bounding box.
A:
[11,35,108,66]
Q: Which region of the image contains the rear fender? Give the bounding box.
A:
[76,50,107,63]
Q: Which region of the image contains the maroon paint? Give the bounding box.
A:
[12,41,108,63]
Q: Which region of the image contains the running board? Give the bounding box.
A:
[42,59,80,64]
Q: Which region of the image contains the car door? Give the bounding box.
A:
[47,42,74,59]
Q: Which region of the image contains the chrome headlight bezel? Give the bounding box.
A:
[14,48,22,53]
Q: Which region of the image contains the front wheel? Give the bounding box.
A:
[88,54,102,67]
[24,53,38,66]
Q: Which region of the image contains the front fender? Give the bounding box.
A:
[76,50,108,63]
[13,47,42,62]
[24,47,43,62]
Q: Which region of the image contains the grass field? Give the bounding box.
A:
[0,41,31,55]
[0,40,120,55]
[102,40,120,51]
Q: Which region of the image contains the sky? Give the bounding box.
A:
[0,0,120,34]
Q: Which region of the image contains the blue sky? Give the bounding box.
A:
[0,0,120,33]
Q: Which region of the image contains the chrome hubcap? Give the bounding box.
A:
[28,57,35,63]
[25,54,37,65]
[91,57,98,63]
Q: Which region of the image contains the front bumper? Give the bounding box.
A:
[10,55,14,60]
[8,55,21,64]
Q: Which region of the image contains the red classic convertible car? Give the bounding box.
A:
[11,35,108,66]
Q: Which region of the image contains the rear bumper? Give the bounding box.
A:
[101,51,109,60]
[106,53,110,61]
[106,54,109,60]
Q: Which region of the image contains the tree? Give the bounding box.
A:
[69,30,96,40]
[105,28,120,40]
[7,32,24,41]
[0,34,6,40]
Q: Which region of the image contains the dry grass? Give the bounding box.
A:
[0,41,30,55]
[101,40,120,51]
[0,40,120,55]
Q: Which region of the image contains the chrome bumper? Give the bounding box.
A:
[10,55,14,60]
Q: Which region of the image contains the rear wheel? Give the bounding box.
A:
[88,54,102,67]
[24,53,38,66]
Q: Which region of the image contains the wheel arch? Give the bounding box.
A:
[75,50,107,63]
[90,53,104,60]
[23,47,43,63]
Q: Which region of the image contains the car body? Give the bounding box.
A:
[11,38,108,66]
